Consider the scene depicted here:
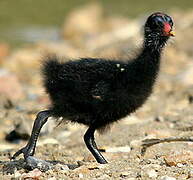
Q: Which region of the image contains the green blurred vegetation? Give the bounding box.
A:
[103,0,193,17]
[0,0,192,46]
[0,0,86,27]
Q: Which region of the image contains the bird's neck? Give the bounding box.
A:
[127,36,167,85]
[133,34,168,73]
[144,32,168,52]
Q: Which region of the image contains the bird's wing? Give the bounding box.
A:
[90,80,111,100]
[57,59,124,99]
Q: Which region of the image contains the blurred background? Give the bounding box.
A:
[0,1,193,179]
[0,0,193,47]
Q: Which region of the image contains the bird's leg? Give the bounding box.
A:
[12,110,52,160]
[84,126,108,164]
[141,136,193,155]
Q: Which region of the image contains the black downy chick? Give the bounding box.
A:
[12,12,175,164]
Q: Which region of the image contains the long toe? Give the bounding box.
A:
[11,145,31,160]
[11,148,26,160]
[97,158,108,164]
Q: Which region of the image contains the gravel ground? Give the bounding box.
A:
[0,6,193,180]
[0,76,193,179]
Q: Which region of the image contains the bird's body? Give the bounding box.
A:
[43,51,159,129]
[12,12,175,165]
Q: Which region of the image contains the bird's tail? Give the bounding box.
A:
[42,56,62,81]
[42,56,62,93]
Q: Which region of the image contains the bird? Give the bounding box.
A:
[12,12,175,165]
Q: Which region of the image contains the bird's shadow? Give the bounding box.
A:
[1,158,80,174]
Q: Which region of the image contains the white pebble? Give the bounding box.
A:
[105,146,131,153]
[176,163,184,168]
[55,164,69,171]
[120,68,125,71]
[79,173,84,178]
[48,177,56,180]
[116,64,120,68]
[14,171,21,178]
[147,169,158,178]
[98,174,110,180]
[160,175,176,180]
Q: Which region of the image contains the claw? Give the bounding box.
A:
[11,145,31,160]
[12,147,53,171]
[11,149,23,160]
[11,110,51,165]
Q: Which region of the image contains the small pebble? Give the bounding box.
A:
[146,169,158,178]
[130,139,142,148]
[154,116,164,122]
[105,146,131,153]
[98,174,110,180]
[160,176,176,180]
[164,150,193,166]
[120,171,130,177]
[54,164,69,172]
[14,171,21,178]
[188,170,193,178]
[48,177,56,180]
[37,138,59,146]
[21,168,42,180]
[79,173,84,178]
[176,163,184,168]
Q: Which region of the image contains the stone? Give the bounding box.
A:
[160,176,176,180]
[14,171,22,179]
[0,69,24,100]
[97,174,110,180]
[54,164,70,172]
[25,156,53,171]
[78,173,84,178]
[146,169,158,178]
[37,138,59,146]
[3,49,42,83]
[105,146,131,153]
[164,150,193,166]
[5,115,31,142]
[120,171,130,178]
[48,177,56,180]
[21,168,42,180]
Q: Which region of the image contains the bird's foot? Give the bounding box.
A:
[11,147,53,171]
[97,158,108,164]
[11,144,32,160]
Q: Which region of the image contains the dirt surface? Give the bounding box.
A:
[0,4,193,180]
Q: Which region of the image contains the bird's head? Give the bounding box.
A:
[144,12,175,38]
